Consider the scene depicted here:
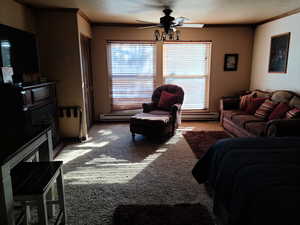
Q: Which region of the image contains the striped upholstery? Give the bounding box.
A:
[240,93,255,111]
[254,100,277,120]
[286,108,300,119]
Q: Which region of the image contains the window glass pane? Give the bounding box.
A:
[111,43,154,76]
[109,42,156,111]
[165,77,207,110]
[163,42,211,110]
[164,43,209,76]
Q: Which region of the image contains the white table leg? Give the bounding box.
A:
[0,165,15,225]
[44,130,55,218]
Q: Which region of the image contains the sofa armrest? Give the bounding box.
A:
[220,97,240,111]
[142,103,156,113]
[265,119,300,137]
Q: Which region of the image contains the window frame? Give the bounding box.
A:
[106,40,157,111]
[162,41,212,112]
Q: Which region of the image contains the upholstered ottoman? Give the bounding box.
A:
[130,112,173,141]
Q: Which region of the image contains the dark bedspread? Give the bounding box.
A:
[192,137,300,225]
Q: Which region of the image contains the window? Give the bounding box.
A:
[108,41,156,111]
[163,42,211,110]
[0,40,12,67]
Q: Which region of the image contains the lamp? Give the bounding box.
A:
[154,29,180,41]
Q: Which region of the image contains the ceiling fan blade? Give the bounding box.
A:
[136,20,158,24]
[146,0,176,9]
[137,25,161,29]
[132,0,175,11]
[174,17,190,25]
[180,24,205,28]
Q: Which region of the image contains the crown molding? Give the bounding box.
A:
[256,8,300,25]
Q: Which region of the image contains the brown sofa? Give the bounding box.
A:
[220,90,300,137]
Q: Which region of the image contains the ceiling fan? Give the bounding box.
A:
[137,8,204,36]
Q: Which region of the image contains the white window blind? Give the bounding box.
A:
[108,42,156,111]
[163,42,211,110]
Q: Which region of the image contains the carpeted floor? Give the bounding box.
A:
[56,123,214,225]
[183,131,231,159]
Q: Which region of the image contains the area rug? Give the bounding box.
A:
[183,131,231,159]
[114,203,214,225]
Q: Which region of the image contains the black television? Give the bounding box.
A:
[0,24,39,83]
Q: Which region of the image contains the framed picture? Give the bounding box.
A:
[268,32,290,73]
[1,67,13,83]
[224,54,238,71]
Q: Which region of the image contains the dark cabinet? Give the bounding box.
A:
[1,82,60,149]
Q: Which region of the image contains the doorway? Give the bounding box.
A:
[80,34,94,129]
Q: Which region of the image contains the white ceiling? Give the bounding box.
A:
[20,0,300,24]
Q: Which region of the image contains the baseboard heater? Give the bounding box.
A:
[182,112,219,121]
[58,106,84,142]
[99,112,219,122]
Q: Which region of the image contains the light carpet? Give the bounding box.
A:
[56,123,213,225]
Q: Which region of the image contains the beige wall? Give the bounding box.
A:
[77,14,92,38]
[36,10,88,138]
[250,12,300,93]
[91,26,254,116]
[0,0,35,33]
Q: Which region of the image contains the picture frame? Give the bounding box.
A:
[268,32,290,73]
[1,67,13,83]
[224,54,238,71]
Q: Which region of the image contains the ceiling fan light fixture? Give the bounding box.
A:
[139,8,203,41]
[153,29,180,41]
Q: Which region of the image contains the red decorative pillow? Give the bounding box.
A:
[240,93,255,111]
[286,108,300,119]
[158,91,178,109]
[254,100,277,119]
[245,97,268,114]
[268,103,290,120]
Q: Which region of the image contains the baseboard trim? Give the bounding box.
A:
[99,112,219,122]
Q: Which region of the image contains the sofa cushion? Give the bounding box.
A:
[286,108,300,119]
[268,103,290,120]
[245,97,268,114]
[240,93,255,110]
[254,100,278,120]
[223,110,247,120]
[289,96,300,109]
[245,122,266,136]
[232,114,264,128]
[252,90,271,98]
[271,91,293,103]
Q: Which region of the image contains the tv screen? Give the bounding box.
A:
[0,24,39,83]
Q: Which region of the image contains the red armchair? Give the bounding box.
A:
[130,84,184,141]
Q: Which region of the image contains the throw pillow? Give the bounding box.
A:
[245,97,268,114]
[158,91,178,109]
[254,100,278,119]
[286,108,300,119]
[268,102,290,120]
[240,93,255,111]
